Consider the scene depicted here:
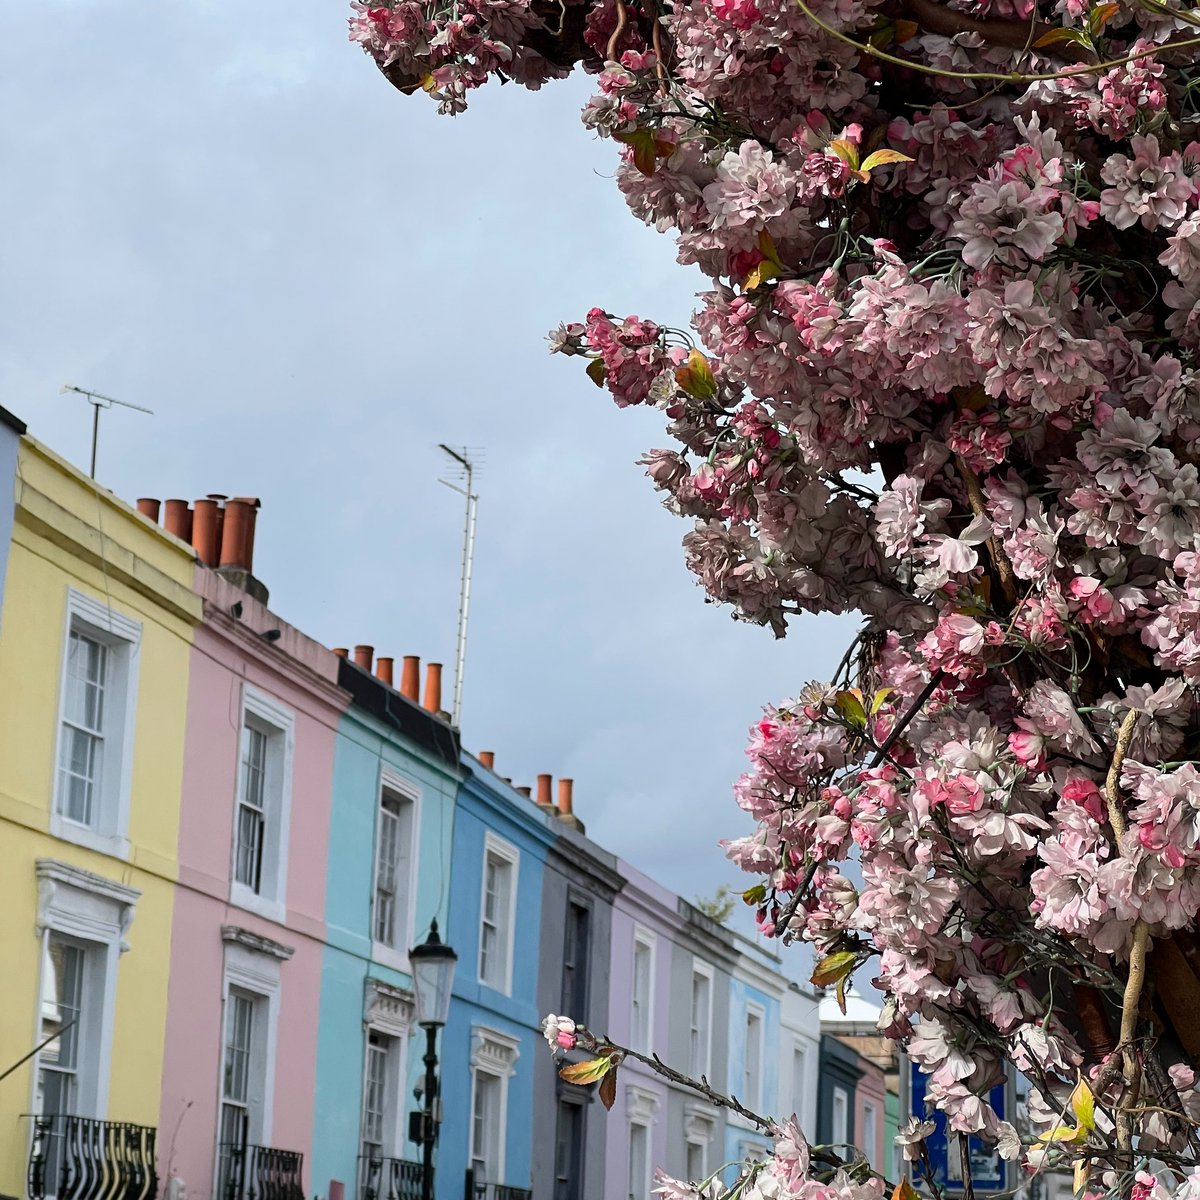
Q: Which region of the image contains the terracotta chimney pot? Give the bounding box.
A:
[536,774,552,807]
[231,497,261,572]
[353,644,374,672]
[377,656,394,686]
[136,498,160,522]
[479,750,495,770]
[423,662,443,714]
[400,656,420,702]
[220,498,252,568]
[557,778,575,816]
[163,499,192,542]
[333,647,349,659]
[517,786,532,798]
[191,498,220,566]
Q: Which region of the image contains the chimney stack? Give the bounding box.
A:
[136,498,160,522]
[423,662,443,714]
[333,647,349,659]
[479,751,495,770]
[353,645,374,673]
[400,657,420,702]
[517,786,532,798]
[536,774,553,808]
[376,656,394,687]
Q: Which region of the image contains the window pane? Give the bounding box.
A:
[235,804,265,891]
[362,1034,390,1157]
[223,992,255,1104]
[241,726,267,811]
[628,1123,648,1200]
[65,632,107,733]
[38,937,84,1116]
[375,803,399,946]
[57,726,101,825]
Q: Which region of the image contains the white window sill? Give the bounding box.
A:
[49,813,130,861]
[371,942,412,975]
[477,972,514,998]
[229,882,285,924]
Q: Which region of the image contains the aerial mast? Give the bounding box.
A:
[62,384,154,479]
[438,445,481,726]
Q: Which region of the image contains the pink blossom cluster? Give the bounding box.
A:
[356,0,1200,1184]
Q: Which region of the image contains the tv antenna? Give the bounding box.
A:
[438,444,482,726]
[62,385,154,479]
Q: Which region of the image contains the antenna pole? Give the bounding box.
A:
[90,402,101,478]
[62,385,154,481]
[438,445,480,726]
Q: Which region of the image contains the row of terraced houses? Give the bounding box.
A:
[0,411,898,1200]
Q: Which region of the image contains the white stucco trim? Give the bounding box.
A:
[478,832,520,996]
[49,588,142,860]
[228,684,295,923]
[469,1025,521,1186]
[631,926,657,1053]
[370,766,422,974]
[31,859,141,1122]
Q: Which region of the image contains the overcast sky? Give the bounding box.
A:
[1,2,856,945]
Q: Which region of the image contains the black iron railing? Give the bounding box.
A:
[358,1155,423,1200]
[217,1140,305,1200]
[27,1114,158,1200]
[464,1172,533,1200]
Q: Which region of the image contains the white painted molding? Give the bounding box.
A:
[364,978,415,1038]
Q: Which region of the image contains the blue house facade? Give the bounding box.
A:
[438,754,557,1200]
[312,655,461,1199]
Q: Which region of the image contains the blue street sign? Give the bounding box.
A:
[909,1060,1010,1194]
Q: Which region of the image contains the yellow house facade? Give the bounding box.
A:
[0,435,201,1195]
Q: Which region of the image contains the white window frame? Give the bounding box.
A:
[627,1120,651,1200]
[229,685,295,922]
[468,1026,520,1185]
[371,769,421,972]
[688,961,714,1079]
[362,978,413,1159]
[31,859,140,1122]
[683,1102,716,1184]
[743,1002,765,1110]
[477,833,519,996]
[630,929,655,1054]
[832,1085,849,1147]
[790,1042,810,1130]
[214,930,290,1190]
[50,589,142,859]
[862,1099,879,1173]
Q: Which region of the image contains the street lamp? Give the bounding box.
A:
[411,920,458,1200]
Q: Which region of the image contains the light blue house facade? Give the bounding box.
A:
[437,754,557,1200]
[311,656,462,1199]
[723,943,787,1176]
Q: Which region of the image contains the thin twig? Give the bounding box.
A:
[1103,708,1148,1166]
[607,0,628,62]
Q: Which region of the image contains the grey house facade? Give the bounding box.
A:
[533,819,624,1200]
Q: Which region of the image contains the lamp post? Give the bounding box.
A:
[410,920,458,1200]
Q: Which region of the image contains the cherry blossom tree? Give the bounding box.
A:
[350,0,1200,1193]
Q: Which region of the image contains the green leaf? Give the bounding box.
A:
[828,138,860,170]
[1033,25,1091,47]
[1089,2,1120,34]
[859,148,914,174]
[1070,1079,1095,1134]
[869,687,894,716]
[560,1056,613,1085]
[811,948,858,989]
[742,883,768,905]
[834,689,868,729]
[675,349,718,400]
[586,358,607,388]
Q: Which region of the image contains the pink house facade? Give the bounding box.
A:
[158,529,347,1197]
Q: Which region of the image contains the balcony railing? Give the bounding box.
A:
[465,1171,533,1200]
[359,1155,423,1200]
[217,1140,305,1200]
[27,1114,158,1200]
